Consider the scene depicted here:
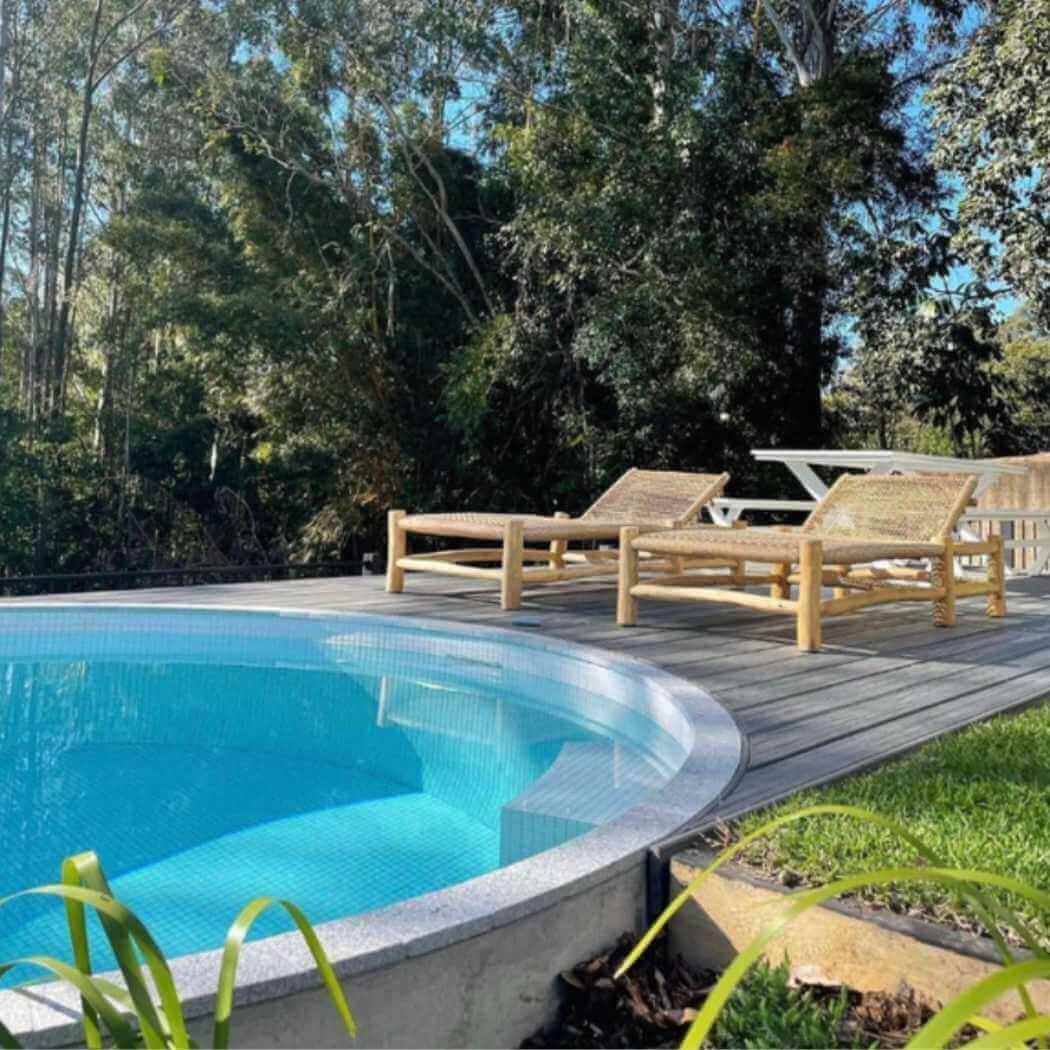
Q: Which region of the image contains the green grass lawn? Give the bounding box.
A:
[729,702,1050,943]
[713,960,863,1049]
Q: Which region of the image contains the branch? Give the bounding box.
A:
[367,82,496,319]
[798,0,821,32]
[844,0,906,37]
[91,0,192,90]
[761,0,807,82]
[892,53,960,95]
[860,197,884,238]
[94,0,155,57]
[380,225,481,327]
[798,0,829,74]
[91,21,170,90]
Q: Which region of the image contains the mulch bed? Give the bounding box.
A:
[521,932,943,1049]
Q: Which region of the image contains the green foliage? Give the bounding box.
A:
[733,705,1050,939]
[830,299,1048,458]
[711,959,858,1050]
[929,0,1050,329]
[0,416,132,576]
[903,305,1011,457]
[996,311,1050,449]
[0,851,355,1049]
[3,0,1034,579]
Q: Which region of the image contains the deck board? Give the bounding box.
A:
[7,571,1050,827]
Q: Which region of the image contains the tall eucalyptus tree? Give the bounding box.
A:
[52,0,189,423]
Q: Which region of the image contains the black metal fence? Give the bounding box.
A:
[0,561,371,598]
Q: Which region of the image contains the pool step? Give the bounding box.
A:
[500,741,664,866]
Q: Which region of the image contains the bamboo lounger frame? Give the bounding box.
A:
[618,474,1007,652]
[387,469,731,610]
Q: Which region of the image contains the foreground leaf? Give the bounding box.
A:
[213,897,356,1049]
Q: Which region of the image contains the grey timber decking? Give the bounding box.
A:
[8,572,1050,827]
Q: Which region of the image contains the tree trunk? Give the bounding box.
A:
[43,109,70,417]
[0,0,6,127]
[94,348,113,455]
[0,177,11,370]
[25,125,43,426]
[0,0,9,364]
[760,1,839,444]
[786,265,826,446]
[52,0,105,423]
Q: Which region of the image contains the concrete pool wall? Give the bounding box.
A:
[0,606,743,1048]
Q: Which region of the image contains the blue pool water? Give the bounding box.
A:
[0,608,683,981]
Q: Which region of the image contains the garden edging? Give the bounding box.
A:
[667,847,1050,1024]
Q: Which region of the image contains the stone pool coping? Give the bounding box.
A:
[0,604,744,1046]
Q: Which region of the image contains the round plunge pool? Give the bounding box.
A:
[0,604,741,1009]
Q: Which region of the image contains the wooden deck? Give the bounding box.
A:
[17,572,1050,826]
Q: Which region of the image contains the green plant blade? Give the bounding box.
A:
[969,1016,1006,1035]
[90,978,193,1045]
[960,1015,1050,1050]
[907,959,1050,1048]
[0,955,139,1046]
[62,853,189,1050]
[676,866,1050,1050]
[0,880,187,1049]
[60,853,106,1049]
[58,857,164,1047]
[617,805,930,978]
[0,1017,20,1049]
[89,977,138,1011]
[212,897,356,1049]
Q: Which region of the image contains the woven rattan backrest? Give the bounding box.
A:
[800,473,979,542]
[582,469,729,525]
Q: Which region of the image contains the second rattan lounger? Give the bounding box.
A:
[618,473,1006,652]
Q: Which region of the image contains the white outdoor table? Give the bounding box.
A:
[706,497,817,527]
[737,449,1036,571]
[706,451,1023,526]
[702,449,1047,574]
[750,449,1027,501]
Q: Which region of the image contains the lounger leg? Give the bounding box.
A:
[797,539,823,652]
[731,557,746,588]
[932,540,956,627]
[617,527,640,626]
[771,561,790,600]
[386,510,406,593]
[831,564,848,600]
[548,510,569,571]
[501,518,525,610]
[987,533,1006,618]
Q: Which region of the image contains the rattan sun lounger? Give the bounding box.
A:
[618,473,1006,652]
[387,469,731,610]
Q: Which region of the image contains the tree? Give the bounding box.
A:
[469,0,964,498]
[0,0,1037,579]
[929,0,1050,329]
[738,0,979,439]
[996,308,1050,450]
[53,0,188,424]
